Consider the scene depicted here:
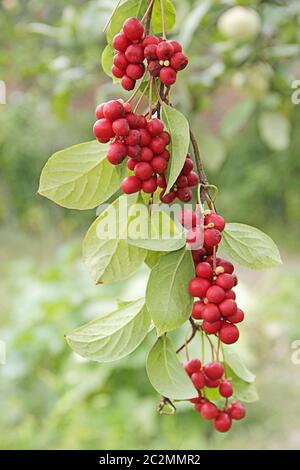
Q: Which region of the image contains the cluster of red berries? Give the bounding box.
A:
[184,358,246,432]
[112,17,188,89]
[93,99,171,195]
[160,154,199,203]
[181,209,244,343]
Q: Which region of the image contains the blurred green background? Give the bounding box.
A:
[1,0,300,450]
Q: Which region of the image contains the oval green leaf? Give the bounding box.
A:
[221,223,282,270]
[146,248,194,335]
[107,0,147,44]
[258,111,291,151]
[162,103,190,193]
[38,141,121,210]
[223,346,255,383]
[67,298,151,362]
[226,366,259,403]
[101,44,116,80]
[152,0,176,34]
[146,336,196,400]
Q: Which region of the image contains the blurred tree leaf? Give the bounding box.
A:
[221,100,255,139]
[258,111,291,151]
[178,0,210,50]
[200,132,226,172]
[223,346,255,383]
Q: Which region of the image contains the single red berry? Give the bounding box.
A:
[123,17,144,41]
[224,289,236,300]
[150,136,166,155]
[126,113,140,128]
[191,371,206,389]
[127,157,137,171]
[139,128,152,146]
[205,377,221,388]
[230,401,246,420]
[112,32,131,52]
[170,40,182,53]
[121,75,135,90]
[204,228,222,247]
[177,187,192,202]
[121,175,142,194]
[148,60,162,77]
[156,41,174,60]
[142,175,158,193]
[227,308,244,324]
[127,145,142,159]
[192,301,206,320]
[160,149,170,160]
[202,320,222,334]
[157,175,167,189]
[151,156,168,174]
[103,100,125,122]
[147,118,164,136]
[134,162,153,181]
[126,63,145,80]
[170,52,188,71]
[95,103,105,119]
[200,402,219,420]
[181,157,194,175]
[205,285,225,304]
[160,67,177,86]
[188,277,211,298]
[107,141,127,164]
[112,118,130,137]
[144,44,158,60]
[160,131,171,145]
[176,175,188,188]
[93,119,114,142]
[196,262,213,279]
[219,380,233,398]
[202,304,221,323]
[214,413,232,432]
[140,147,153,162]
[205,212,225,232]
[204,362,224,380]
[142,35,160,47]
[136,115,147,128]
[125,129,141,146]
[187,171,199,187]
[192,248,206,263]
[125,44,144,63]
[123,101,131,113]
[216,273,235,290]
[113,52,128,70]
[183,358,201,376]
[217,258,234,274]
[219,322,239,344]
[219,299,237,317]
[160,189,176,204]
[112,65,125,78]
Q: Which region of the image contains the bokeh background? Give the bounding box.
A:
[1,0,300,450]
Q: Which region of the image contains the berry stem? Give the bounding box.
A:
[176,318,199,354]
[142,0,155,30]
[133,80,150,113]
[160,0,167,39]
[153,78,165,107]
[148,77,154,119]
[158,396,176,415]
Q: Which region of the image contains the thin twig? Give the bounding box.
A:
[148,77,154,119]
[153,78,164,107]
[176,318,199,354]
[158,396,176,415]
[144,0,154,35]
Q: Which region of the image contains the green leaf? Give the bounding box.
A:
[152,0,176,34]
[258,111,291,151]
[227,366,259,403]
[203,386,221,401]
[146,336,196,399]
[127,204,186,251]
[162,103,190,193]
[107,0,147,44]
[221,100,255,139]
[146,248,194,335]
[178,0,210,49]
[223,346,255,383]
[145,250,166,268]
[83,195,147,284]
[38,141,121,210]
[221,223,282,270]
[67,298,151,362]
[199,132,226,173]
[101,44,117,81]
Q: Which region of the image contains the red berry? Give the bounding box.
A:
[160,149,170,160]
[202,320,221,334]
[191,371,206,389]
[219,323,239,344]
[93,119,114,142]
[204,228,222,247]
[125,44,144,63]
[112,65,125,78]
[160,189,176,204]
[160,131,171,145]
[156,41,174,60]
[113,52,128,70]
[217,258,234,274]
[192,301,206,320]
[103,100,125,122]
[205,285,225,304]
[196,262,213,279]
[214,413,232,432]
[126,63,145,80]
[227,308,244,324]
[136,115,147,128]
[127,157,137,171]
[121,175,142,194]
[188,277,211,298]
[148,60,162,77]
[112,32,131,52]
[230,401,246,420]
[176,175,188,188]
[183,358,201,376]
[157,175,167,189]
[151,156,168,174]
[112,118,130,137]
[200,402,219,420]
[121,75,135,90]
[140,147,153,162]
[134,162,153,181]
[181,157,194,175]
[202,304,220,323]
[127,145,141,159]
[126,113,140,128]
[216,273,235,290]
[205,212,225,232]
[170,52,188,71]
[107,141,127,164]
[204,362,224,380]
[219,299,237,317]
[170,40,182,53]
[177,187,192,202]
[147,118,164,136]
[205,377,221,388]
[123,102,131,113]
[219,380,233,398]
[150,136,165,155]
[125,129,141,146]
[139,128,152,146]
[123,17,144,41]
[142,175,157,193]
[224,289,236,300]
[160,67,177,86]
[187,171,199,187]
[142,35,160,47]
[95,103,105,119]
[144,44,158,60]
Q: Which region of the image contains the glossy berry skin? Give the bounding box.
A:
[187,171,199,187]
[123,17,144,41]
[192,301,206,320]
[125,129,141,146]
[219,299,237,317]
[103,100,125,122]
[107,141,127,164]
[121,75,135,90]
[121,176,142,194]
[112,65,125,78]
[219,322,239,344]
[200,402,219,420]
[125,44,144,63]
[216,273,235,290]
[134,162,153,181]
[170,52,188,71]
[202,304,220,323]
[204,228,222,247]
[151,156,168,174]
[184,358,201,376]
[150,136,165,155]
[191,371,206,389]
[204,362,224,380]
[112,118,130,137]
[126,63,145,80]
[219,380,233,398]
[160,67,177,86]
[160,131,171,145]
[205,377,221,388]
[177,187,192,202]
[148,60,161,77]
[225,289,236,300]
[142,176,158,193]
[95,103,105,119]
[176,175,188,188]
[156,41,174,60]
[205,212,225,232]
[113,52,128,70]
[157,175,167,189]
[142,35,160,47]
[188,278,211,298]
[127,145,141,159]
[112,32,131,52]
[139,129,152,146]
[218,258,234,274]
[227,308,244,324]
[181,157,194,175]
[170,40,182,53]
[93,119,114,142]
[205,285,225,304]
[196,262,213,279]
[140,147,153,162]
[160,189,176,204]
[214,413,232,432]
[202,320,222,334]
[230,401,246,420]
[147,118,164,136]
[127,158,137,171]
[144,44,158,60]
